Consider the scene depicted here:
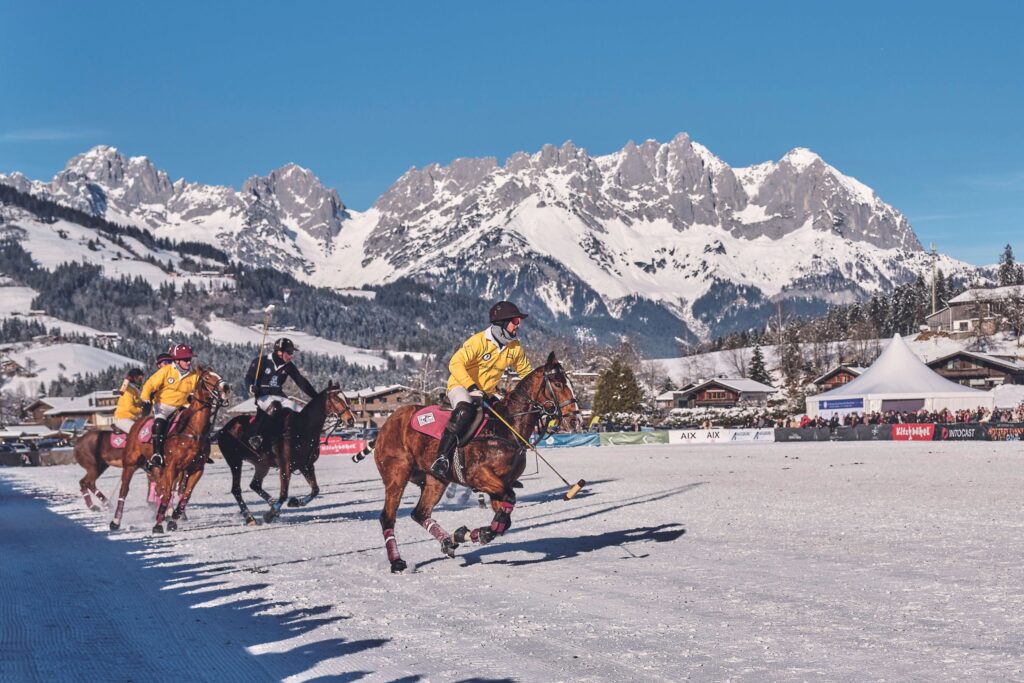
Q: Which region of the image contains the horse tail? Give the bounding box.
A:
[351,437,375,464]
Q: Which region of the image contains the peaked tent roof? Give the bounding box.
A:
[816,334,988,398]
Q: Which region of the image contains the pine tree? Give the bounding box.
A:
[592,359,644,415]
[998,244,1021,286]
[748,344,772,385]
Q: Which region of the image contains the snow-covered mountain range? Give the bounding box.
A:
[0,135,979,342]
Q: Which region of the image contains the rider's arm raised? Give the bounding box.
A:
[244,356,259,392]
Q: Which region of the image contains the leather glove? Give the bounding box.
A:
[140,401,152,414]
[467,384,484,400]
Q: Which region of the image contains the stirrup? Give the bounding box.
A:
[429,456,449,479]
[150,453,164,469]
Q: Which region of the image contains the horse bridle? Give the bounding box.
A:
[516,364,579,441]
[177,372,228,446]
[321,388,355,437]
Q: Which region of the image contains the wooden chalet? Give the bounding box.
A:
[672,378,776,409]
[25,391,120,432]
[811,365,867,394]
[925,350,1024,388]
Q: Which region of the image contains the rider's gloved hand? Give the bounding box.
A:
[487,392,503,404]
[467,384,484,400]
[247,385,256,397]
[140,401,152,414]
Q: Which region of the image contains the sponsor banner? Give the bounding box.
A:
[773,427,833,442]
[833,424,893,441]
[891,423,935,441]
[538,433,601,448]
[985,423,1024,442]
[319,436,368,456]
[819,398,864,410]
[600,431,670,446]
[728,429,777,443]
[667,429,741,445]
[933,423,986,441]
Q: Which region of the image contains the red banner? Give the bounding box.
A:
[319,436,367,456]
[892,424,935,441]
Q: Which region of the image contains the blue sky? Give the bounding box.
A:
[1,2,1021,265]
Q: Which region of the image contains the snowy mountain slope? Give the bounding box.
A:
[1,343,141,396]
[0,286,111,337]
[1,136,980,341]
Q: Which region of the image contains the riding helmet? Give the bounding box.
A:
[274,337,298,354]
[170,343,194,360]
[126,368,144,380]
[489,301,528,324]
[155,353,172,366]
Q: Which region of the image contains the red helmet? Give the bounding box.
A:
[170,344,194,361]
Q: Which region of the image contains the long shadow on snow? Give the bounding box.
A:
[0,477,390,682]
[417,482,703,570]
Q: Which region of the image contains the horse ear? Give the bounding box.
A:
[328,379,336,389]
[545,351,557,368]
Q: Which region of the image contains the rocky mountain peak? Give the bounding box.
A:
[242,163,348,243]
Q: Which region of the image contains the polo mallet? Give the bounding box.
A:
[251,304,275,393]
[482,400,585,500]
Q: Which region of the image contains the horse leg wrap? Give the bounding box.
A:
[383,529,402,563]
[93,489,109,505]
[420,517,450,544]
[470,527,497,545]
[112,497,126,525]
[148,481,159,504]
[489,501,515,535]
[81,488,94,509]
[155,501,168,524]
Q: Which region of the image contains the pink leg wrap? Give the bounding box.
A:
[490,501,515,534]
[148,481,158,504]
[93,489,109,504]
[383,529,401,563]
[82,489,94,509]
[155,501,167,524]
[420,517,450,543]
[113,497,126,525]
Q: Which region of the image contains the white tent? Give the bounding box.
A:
[806,334,993,417]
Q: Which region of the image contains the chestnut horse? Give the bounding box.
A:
[373,352,578,573]
[216,381,356,525]
[73,428,148,511]
[110,366,228,533]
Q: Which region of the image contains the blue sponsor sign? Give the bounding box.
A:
[819,398,863,410]
[538,433,601,448]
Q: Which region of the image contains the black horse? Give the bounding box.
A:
[217,382,355,525]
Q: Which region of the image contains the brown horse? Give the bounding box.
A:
[73,428,144,511]
[216,381,356,525]
[110,366,228,533]
[373,352,579,573]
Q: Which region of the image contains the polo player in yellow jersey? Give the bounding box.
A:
[430,301,533,479]
[112,368,145,434]
[139,344,199,468]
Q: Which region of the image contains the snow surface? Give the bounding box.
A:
[3,441,1023,681]
[2,343,141,396]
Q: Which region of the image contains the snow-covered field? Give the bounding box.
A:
[2,442,1022,681]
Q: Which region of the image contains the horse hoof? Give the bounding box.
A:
[244,517,257,527]
[390,559,407,573]
[441,537,459,558]
[263,511,277,523]
[166,520,177,532]
[287,497,301,508]
[153,524,164,534]
[109,521,120,531]
[453,526,471,544]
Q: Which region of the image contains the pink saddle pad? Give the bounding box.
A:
[109,432,128,449]
[410,406,487,441]
[137,418,154,443]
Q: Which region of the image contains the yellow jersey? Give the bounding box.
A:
[447,328,532,394]
[113,383,144,420]
[140,364,199,407]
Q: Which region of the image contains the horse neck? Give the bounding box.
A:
[299,392,327,430]
[504,375,542,439]
[181,397,212,433]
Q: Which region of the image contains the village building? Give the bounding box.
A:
[925,350,1024,388]
[925,284,1024,335]
[660,378,776,409]
[810,365,867,394]
[24,391,120,432]
[345,384,418,428]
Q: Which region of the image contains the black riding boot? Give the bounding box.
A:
[150,418,168,469]
[430,402,476,479]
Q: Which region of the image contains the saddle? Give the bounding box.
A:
[410,405,487,446]
[135,408,186,444]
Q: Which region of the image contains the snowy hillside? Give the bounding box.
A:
[1,343,141,396]
[0,137,981,340]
